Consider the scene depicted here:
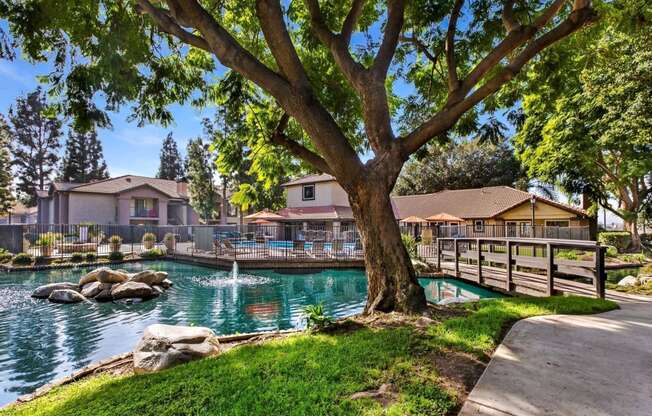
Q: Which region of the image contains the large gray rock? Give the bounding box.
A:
[81,281,112,298]
[97,269,129,284]
[48,289,87,304]
[94,285,114,302]
[79,268,107,286]
[32,282,79,299]
[133,324,220,374]
[160,279,173,289]
[111,281,154,300]
[129,270,167,286]
[617,275,639,287]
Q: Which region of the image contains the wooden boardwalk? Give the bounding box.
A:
[433,237,606,299]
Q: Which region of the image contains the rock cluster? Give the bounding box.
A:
[31,267,173,304]
[133,324,220,374]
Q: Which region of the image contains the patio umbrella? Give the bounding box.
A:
[400,215,427,224]
[251,219,274,224]
[425,213,464,223]
[244,209,286,221]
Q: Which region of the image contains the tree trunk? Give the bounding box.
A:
[348,184,427,315]
[625,219,641,251]
[220,182,228,225]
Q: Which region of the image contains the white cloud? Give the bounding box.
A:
[0,61,32,86]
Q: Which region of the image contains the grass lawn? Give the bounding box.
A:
[1,296,616,416]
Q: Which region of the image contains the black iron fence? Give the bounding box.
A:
[0,222,592,263]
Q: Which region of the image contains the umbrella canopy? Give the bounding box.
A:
[400,215,427,224]
[426,213,464,223]
[244,209,286,220]
[251,219,275,224]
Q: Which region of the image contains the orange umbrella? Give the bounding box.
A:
[400,215,427,224]
[426,213,464,222]
[244,209,285,220]
[251,219,274,224]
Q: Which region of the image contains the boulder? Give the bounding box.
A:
[160,279,173,289]
[152,285,165,295]
[81,281,112,298]
[48,289,87,304]
[617,275,639,287]
[97,269,129,284]
[32,282,79,299]
[111,281,154,300]
[79,267,107,286]
[94,286,114,302]
[130,270,167,286]
[133,324,220,374]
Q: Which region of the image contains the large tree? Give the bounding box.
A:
[8,88,62,206]
[0,114,14,215]
[395,140,523,195]
[1,0,597,313]
[514,14,652,250]
[156,132,186,181]
[59,128,109,183]
[186,138,217,222]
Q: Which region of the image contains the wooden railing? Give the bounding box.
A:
[435,237,606,299]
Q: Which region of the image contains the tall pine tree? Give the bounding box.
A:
[59,128,109,183]
[0,114,14,215]
[186,138,216,222]
[156,132,185,181]
[9,88,61,206]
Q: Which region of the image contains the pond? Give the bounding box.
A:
[0,261,500,405]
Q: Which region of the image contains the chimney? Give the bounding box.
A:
[177,181,188,196]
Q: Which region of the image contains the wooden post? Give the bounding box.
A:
[546,243,554,296]
[477,238,483,284]
[595,246,606,299]
[506,240,513,291]
[454,239,459,277]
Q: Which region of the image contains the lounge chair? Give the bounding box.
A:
[311,240,326,259]
[292,240,306,258]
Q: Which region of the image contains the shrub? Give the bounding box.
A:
[598,232,632,253]
[86,253,97,262]
[36,232,61,246]
[605,246,618,258]
[556,249,579,261]
[140,248,166,259]
[108,251,124,262]
[34,255,48,265]
[142,232,157,243]
[12,252,34,266]
[620,253,647,264]
[641,263,652,275]
[109,235,123,244]
[302,303,333,331]
[70,252,84,263]
[0,250,13,263]
[401,233,418,259]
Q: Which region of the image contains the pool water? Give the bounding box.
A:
[0,261,499,405]
[235,240,356,251]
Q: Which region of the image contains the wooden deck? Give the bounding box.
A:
[434,237,606,299]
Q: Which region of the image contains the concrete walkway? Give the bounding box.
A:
[459,296,652,416]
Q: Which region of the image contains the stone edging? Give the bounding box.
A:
[5,328,302,408]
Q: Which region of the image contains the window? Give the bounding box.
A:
[302,184,315,201]
[545,220,570,228]
[474,220,485,232]
[130,198,157,217]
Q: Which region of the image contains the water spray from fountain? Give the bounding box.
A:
[231,261,239,280]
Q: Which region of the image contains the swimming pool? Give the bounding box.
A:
[235,240,357,251]
[0,261,500,405]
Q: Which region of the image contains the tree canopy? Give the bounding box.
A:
[0,114,14,215]
[514,4,652,247]
[395,140,524,195]
[156,132,186,181]
[59,127,109,183]
[186,137,216,222]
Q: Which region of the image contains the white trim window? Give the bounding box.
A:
[474,219,485,232]
[302,184,316,201]
[545,220,570,228]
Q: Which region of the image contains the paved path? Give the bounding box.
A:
[459,296,652,416]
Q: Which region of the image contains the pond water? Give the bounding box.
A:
[0,261,500,405]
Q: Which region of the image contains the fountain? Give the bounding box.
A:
[231,261,239,280]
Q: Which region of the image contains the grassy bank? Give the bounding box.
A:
[1,296,616,416]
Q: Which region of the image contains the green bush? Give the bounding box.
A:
[12,252,34,266]
[34,256,48,265]
[108,251,124,262]
[556,249,579,260]
[85,253,97,262]
[302,303,333,331]
[70,252,84,263]
[401,234,418,259]
[598,232,632,253]
[140,248,165,259]
[0,250,13,263]
[620,253,647,264]
[142,232,157,243]
[605,246,618,258]
[36,232,61,247]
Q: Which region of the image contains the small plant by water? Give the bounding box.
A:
[140,248,166,259]
[108,251,124,262]
[303,303,334,331]
[11,253,33,266]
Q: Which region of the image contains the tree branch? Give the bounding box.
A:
[445,0,464,92]
[371,0,405,77]
[401,2,596,157]
[255,0,311,89]
[400,35,442,64]
[269,113,333,175]
[136,0,211,52]
[341,0,366,45]
[502,0,520,33]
